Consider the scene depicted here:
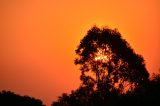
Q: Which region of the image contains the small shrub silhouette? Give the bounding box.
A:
[0,90,45,106]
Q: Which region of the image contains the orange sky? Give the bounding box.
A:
[1,0,160,106]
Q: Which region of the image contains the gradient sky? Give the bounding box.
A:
[1,0,160,106]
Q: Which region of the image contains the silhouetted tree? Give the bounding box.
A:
[75,26,149,94]
[52,26,156,106]
[0,90,45,106]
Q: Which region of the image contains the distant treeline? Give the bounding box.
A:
[0,90,45,106]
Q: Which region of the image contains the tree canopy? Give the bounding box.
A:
[75,26,149,93]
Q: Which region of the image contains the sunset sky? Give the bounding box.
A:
[1,0,160,105]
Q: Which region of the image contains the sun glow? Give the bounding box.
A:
[95,50,108,62]
[95,50,109,63]
[94,45,112,63]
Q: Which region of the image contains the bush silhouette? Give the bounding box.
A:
[0,90,45,106]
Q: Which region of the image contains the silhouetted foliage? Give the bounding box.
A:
[52,74,160,106]
[74,26,149,93]
[52,26,160,106]
[0,90,45,106]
